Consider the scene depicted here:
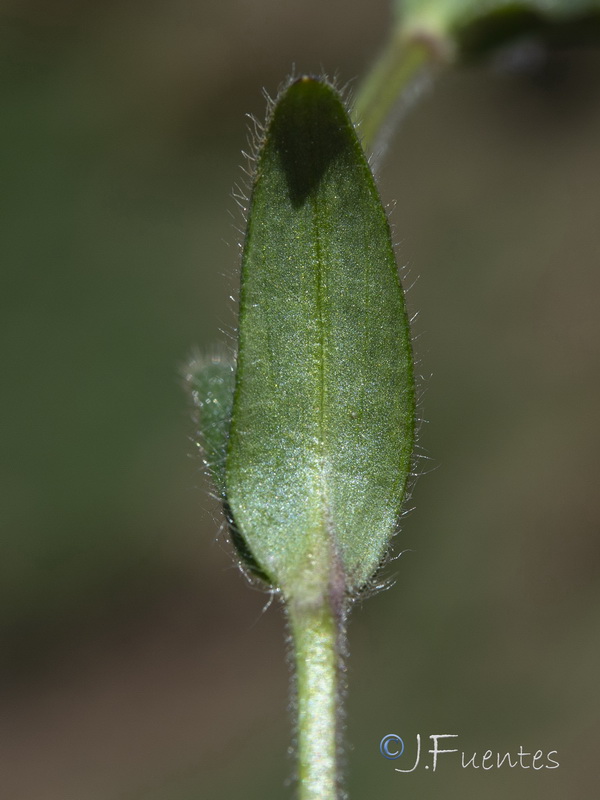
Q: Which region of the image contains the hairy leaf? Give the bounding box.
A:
[225,77,415,603]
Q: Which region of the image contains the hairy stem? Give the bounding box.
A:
[288,597,347,800]
[353,26,450,157]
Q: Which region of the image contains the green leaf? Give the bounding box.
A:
[399,0,600,29]
[397,0,600,57]
[225,77,415,604]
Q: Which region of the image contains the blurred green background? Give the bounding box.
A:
[1,1,599,798]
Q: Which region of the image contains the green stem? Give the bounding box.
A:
[279,27,448,800]
[288,597,347,800]
[352,26,451,155]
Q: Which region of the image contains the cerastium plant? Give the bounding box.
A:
[186,2,599,796]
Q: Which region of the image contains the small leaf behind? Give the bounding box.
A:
[185,354,235,497]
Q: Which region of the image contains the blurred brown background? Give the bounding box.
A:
[1,1,599,798]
